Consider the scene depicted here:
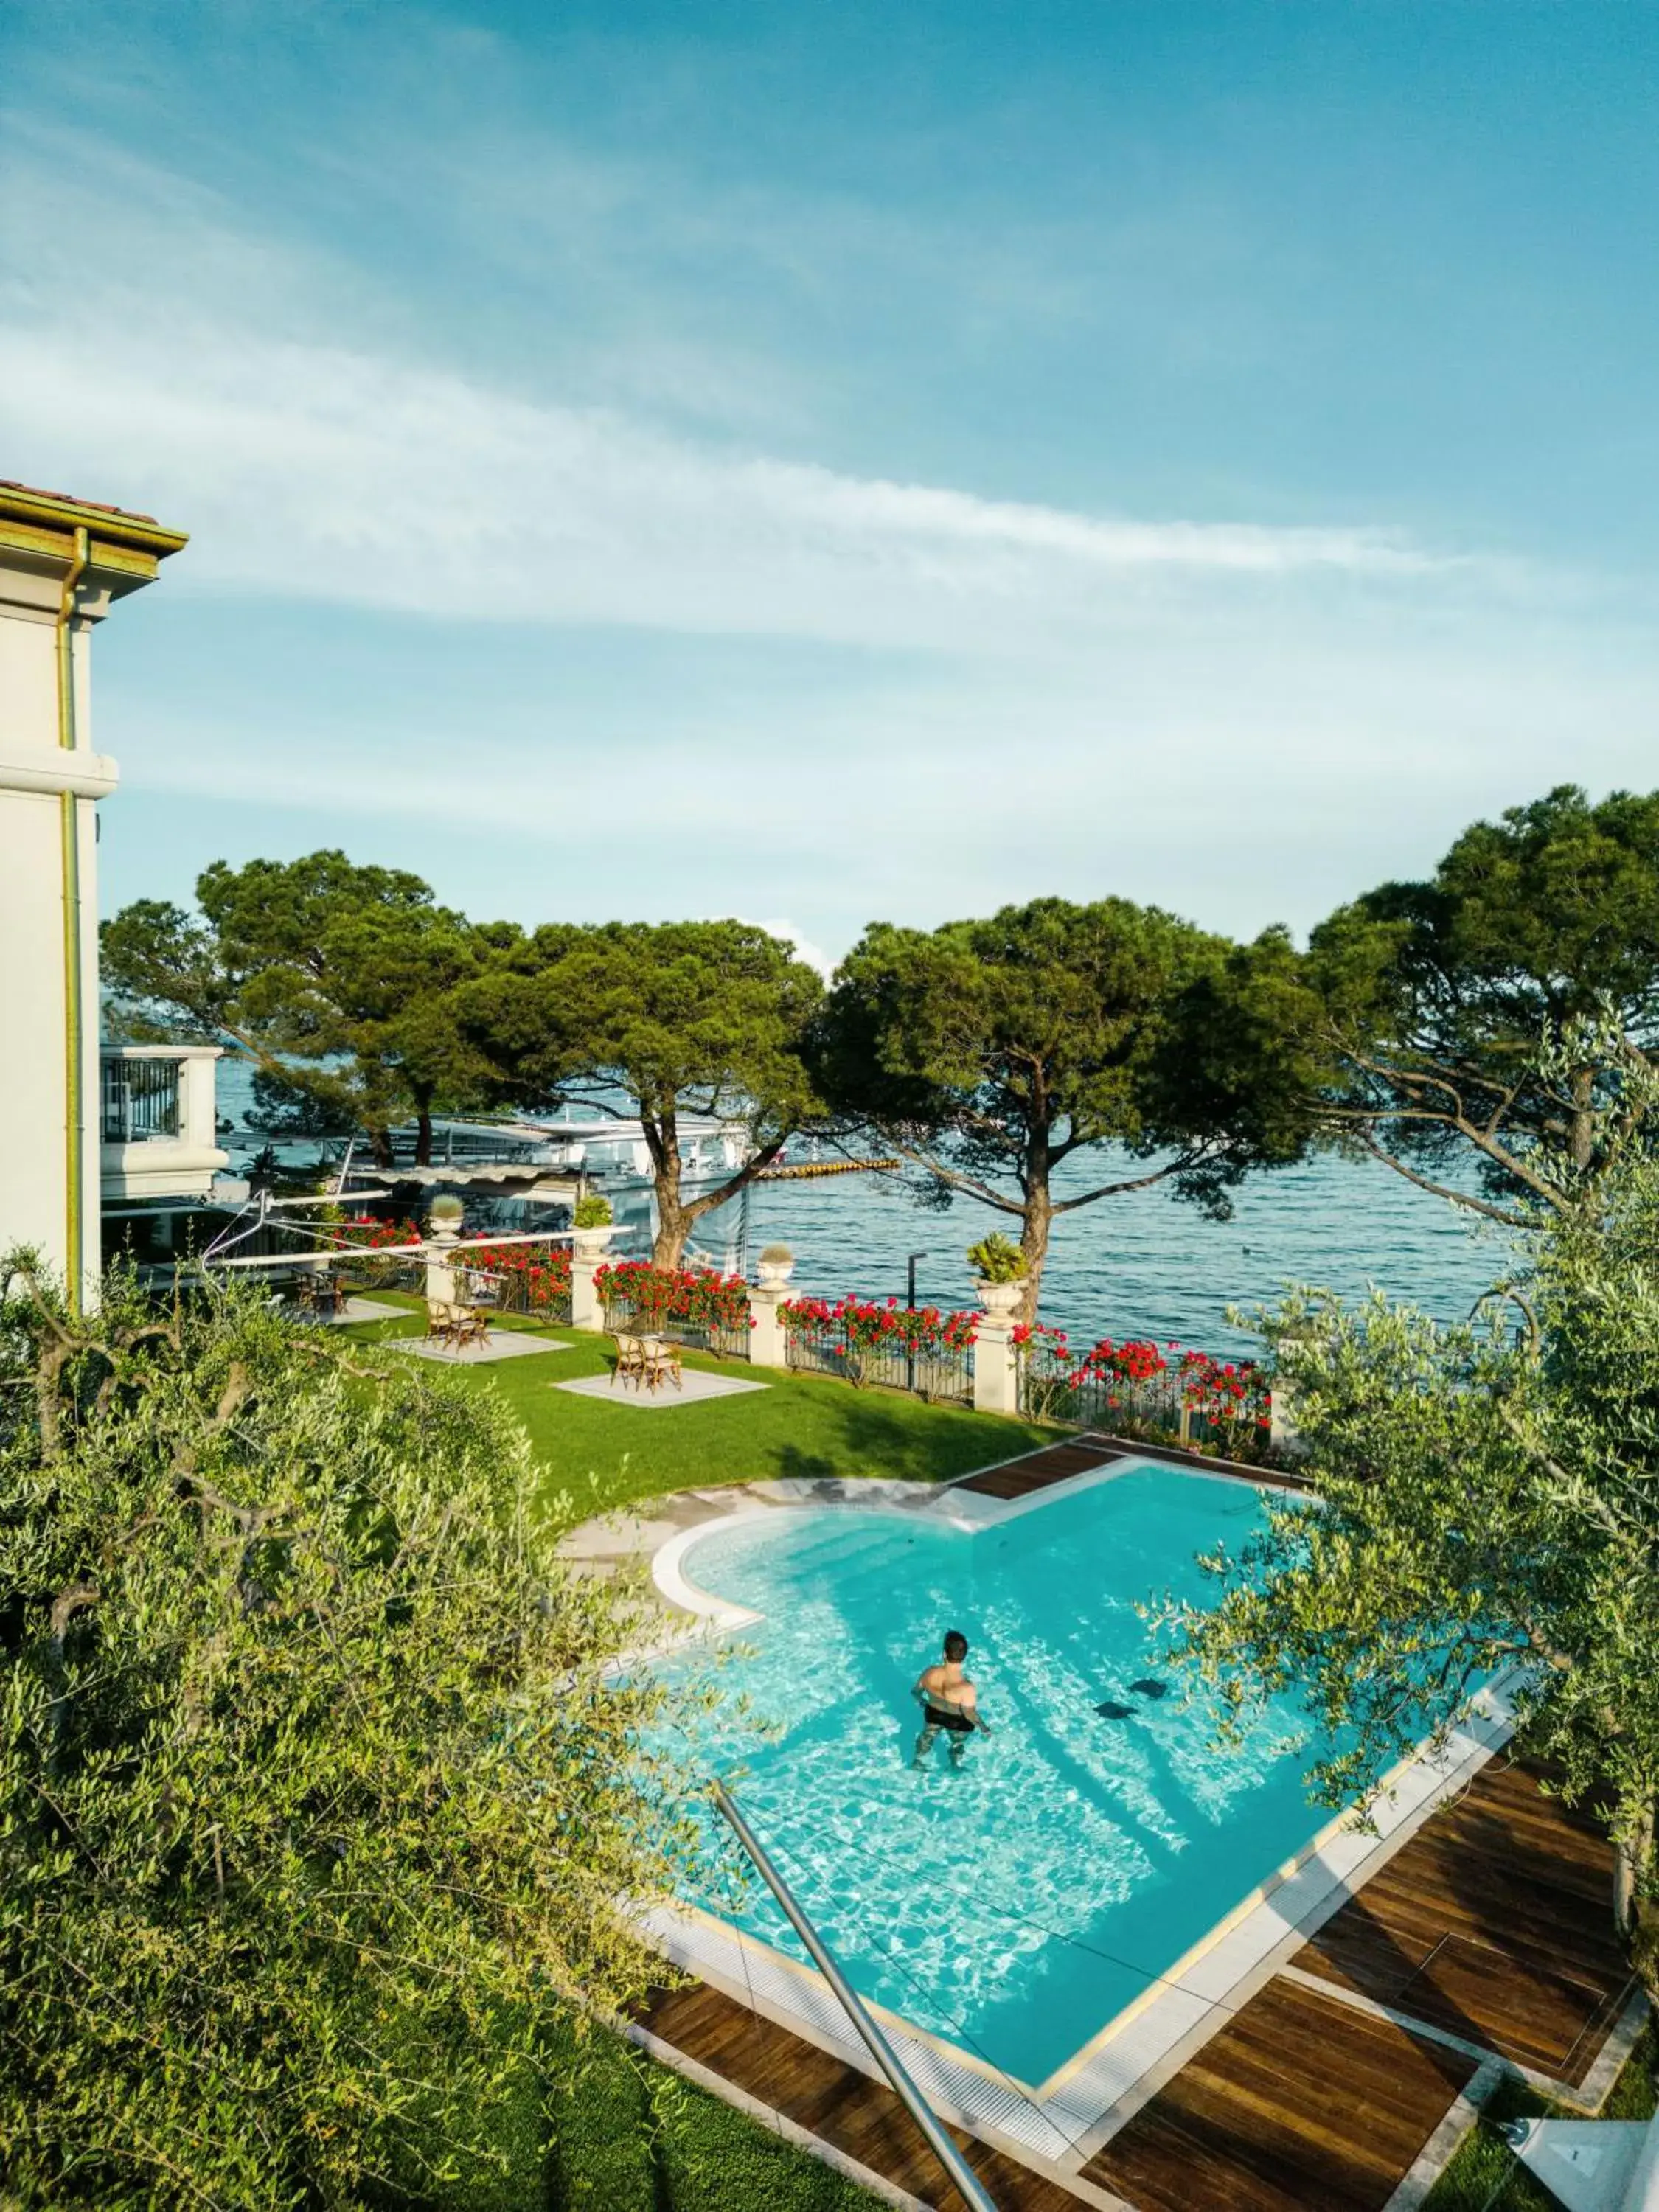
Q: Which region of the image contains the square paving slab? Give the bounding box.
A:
[555,1369,768,1408]
[393,1331,574,1366]
[313,1295,409,1325]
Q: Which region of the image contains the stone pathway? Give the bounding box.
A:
[554,1474,947,1601]
[296,1295,409,1326]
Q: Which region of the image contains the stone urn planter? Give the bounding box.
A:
[570,1222,618,1261]
[427,1193,465,1240]
[974,1279,1023,1318]
[754,1245,796,1290]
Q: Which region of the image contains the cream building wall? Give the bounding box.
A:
[0,483,187,1310]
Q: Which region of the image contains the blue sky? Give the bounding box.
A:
[5,1,1658,967]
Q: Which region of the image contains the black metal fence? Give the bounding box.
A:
[1017,1344,1272,1462]
[102,1057,180,1142]
[600,1297,751,1361]
[785,1326,975,1406]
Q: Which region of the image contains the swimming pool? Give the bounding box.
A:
[656,1464,1349,2090]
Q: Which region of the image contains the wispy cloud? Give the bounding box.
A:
[11,71,1651,962]
[0,126,1470,655]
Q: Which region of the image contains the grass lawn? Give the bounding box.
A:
[341,1298,1054,1520]
[1422,2025,1657,2211]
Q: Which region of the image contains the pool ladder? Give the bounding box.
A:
[713,1778,998,2212]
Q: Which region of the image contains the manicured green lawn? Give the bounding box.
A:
[543,2026,884,2211]
[1422,2025,1656,2211]
[341,1299,1053,1519]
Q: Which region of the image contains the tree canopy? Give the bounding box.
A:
[101,852,498,1166]
[1163,1033,1659,1960]
[1306,785,1659,1222]
[0,1260,705,2206]
[810,898,1314,1322]
[458,919,824,1266]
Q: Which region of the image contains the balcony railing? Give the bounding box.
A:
[101,1055,181,1143]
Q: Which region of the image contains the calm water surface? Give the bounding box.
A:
[689,1147,1510,1356]
[218,1064,1509,1354]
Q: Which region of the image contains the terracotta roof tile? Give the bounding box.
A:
[0,479,159,524]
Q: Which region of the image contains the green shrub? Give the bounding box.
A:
[0,1259,706,2208]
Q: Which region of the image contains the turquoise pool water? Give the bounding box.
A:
[663,1467,1339,2085]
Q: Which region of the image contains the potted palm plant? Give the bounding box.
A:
[967,1231,1028,1315]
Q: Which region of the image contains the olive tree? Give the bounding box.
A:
[0,1262,706,2208]
[1162,1033,1659,1964]
[1307,785,1659,1222]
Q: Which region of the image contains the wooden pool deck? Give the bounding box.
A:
[954,1436,1129,1500]
[628,1438,1641,2209]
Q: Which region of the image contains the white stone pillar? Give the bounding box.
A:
[570,1253,603,1331]
[972,1318,1020,1418]
[424,1222,459,1307]
[182,1049,220,1152]
[1269,1376,1302,1459]
[748,1283,789,1369]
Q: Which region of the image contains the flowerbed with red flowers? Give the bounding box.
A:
[465,1242,574,1320]
[779,1295,978,1401]
[595,1261,754,1355]
[333,1213,426,1284]
[338,1213,425,1251]
[1015,1324,1273,1460]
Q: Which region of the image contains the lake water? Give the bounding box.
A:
[686,1144,1510,1357]
[215,1062,1509,1356]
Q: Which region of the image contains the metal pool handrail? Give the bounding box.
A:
[711,1777,998,2212]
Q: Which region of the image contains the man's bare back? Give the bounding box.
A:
[915,1660,978,1723]
[912,1630,989,1769]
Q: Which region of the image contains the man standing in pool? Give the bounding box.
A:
[912,1629,990,1770]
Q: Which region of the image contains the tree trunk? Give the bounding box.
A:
[369,1123,394,1170]
[641,1099,689,1270]
[414,1088,435,1169]
[1570,1063,1596,1175]
[641,1097,789,1270]
[1614,1795,1655,1935]
[653,1186,691,1269]
[1015,1155,1054,1330]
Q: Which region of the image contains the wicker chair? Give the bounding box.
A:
[640,1335,683,1392]
[453,1306,492,1352]
[611,1332,648,1388]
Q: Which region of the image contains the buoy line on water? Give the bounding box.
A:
[756,1157,903,1180]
